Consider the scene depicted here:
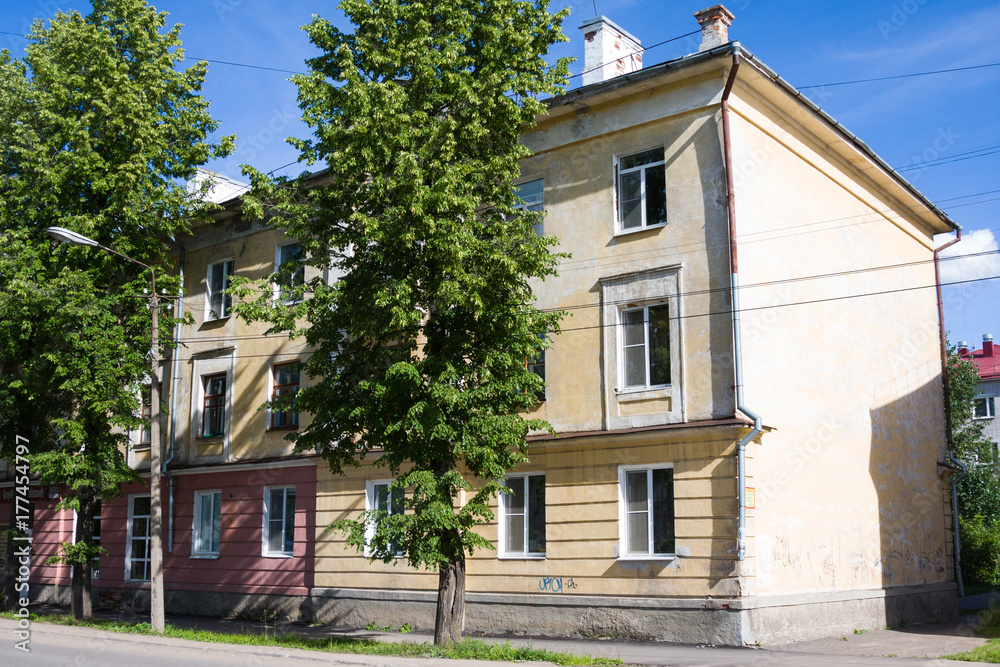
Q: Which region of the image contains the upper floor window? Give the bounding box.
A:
[527,333,546,402]
[515,179,544,235]
[974,396,996,419]
[263,486,296,557]
[275,242,305,304]
[137,383,160,450]
[499,474,546,558]
[620,304,670,390]
[366,479,404,557]
[618,465,675,558]
[617,148,665,232]
[270,363,300,429]
[206,260,234,320]
[201,374,227,438]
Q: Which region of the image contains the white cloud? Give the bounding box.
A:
[939,228,1000,284]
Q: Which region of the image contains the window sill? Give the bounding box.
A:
[614,222,667,238]
[190,553,220,560]
[205,315,231,323]
[196,434,226,440]
[498,554,546,560]
[616,386,672,401]
[262,552,294,559]
[617,555,678,562]
[267,425,300,432]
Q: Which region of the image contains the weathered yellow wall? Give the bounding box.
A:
[728,85,951,595]
[169,215,314,466]
[314,427,744,598]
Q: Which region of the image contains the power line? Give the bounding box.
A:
[798,62,1000,90]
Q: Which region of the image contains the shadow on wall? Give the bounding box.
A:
[869,374,955,627]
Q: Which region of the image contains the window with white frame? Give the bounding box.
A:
[206,259,234,320]
[192,490,222,557]
[366,480,404,557]
[275,242,305,303]
[620,304,670,390]
[270,362,300,429]
[616,147,666,231]
[200,374,227,438]
[126,495,151,580]
[515,178,545,235]
[618,465,675,558]
[974,395,996,419]
[263,487,296,557]
[92,501,101,579]
[499,474,546,558]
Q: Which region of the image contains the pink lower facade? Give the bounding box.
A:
[0,461,316,613]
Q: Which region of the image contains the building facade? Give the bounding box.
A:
[2,6,960,645]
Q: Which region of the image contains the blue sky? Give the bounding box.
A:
[2,0,998,346]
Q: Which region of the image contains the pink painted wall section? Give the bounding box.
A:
[3,465,316,598]
[97,464,316,596]
[0,486,74,589]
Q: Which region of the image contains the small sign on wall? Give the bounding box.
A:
[745,487,755,509]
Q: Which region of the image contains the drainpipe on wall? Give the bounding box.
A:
[934,230,965,597]
[720,47,763,565]
[164,238,185,554]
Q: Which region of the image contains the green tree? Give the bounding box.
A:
[234,0,570,644]
[948,343,1000,587]
[0,0,233,619]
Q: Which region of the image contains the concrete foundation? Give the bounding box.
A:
[30,581,957,646]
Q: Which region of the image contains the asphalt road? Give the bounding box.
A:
[0,617,981,667]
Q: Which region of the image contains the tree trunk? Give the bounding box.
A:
[433,536,466,645]
[1,500,17,612]
[72,493,94,620]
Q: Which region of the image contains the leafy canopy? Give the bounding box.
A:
[234,0,571,568]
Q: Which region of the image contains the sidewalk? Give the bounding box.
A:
[21,602,995,666]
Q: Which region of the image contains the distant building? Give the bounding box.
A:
[959,335,1000,452]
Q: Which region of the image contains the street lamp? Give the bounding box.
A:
[44,226,166,634]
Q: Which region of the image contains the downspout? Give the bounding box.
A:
[934,230,965,597]
[164,238,185,553]
[721,47,763,564]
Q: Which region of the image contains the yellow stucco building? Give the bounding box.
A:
[34,5,957,645]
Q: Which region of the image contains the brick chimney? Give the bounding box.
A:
[958,341,970,357]
[578,16,643,86]
[984,334,995,358]
[694,5,735,52]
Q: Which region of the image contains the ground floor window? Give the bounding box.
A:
[366,480,404,557]
[500,474,546,557]
[126,495,151,580]
[192,490,222,557]
[263,487,296,557]
[619,465,675,557]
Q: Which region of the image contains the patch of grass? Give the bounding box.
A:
[947,638,1000,662]
[0,612,620,666]
[981,604,1000,638]
[854,628,868,635]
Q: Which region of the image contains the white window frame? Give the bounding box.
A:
[617,464,676,560]
[199,373,228,439]
[191,490,222,558]
[365,479,405,558]
[614,147,666,234]
[619,303,671,391]
[274,240,305,304]
[514,178,545,235]
[974,395,996,419]
[125,494,151,581]
[262,486,296,558]
[498,473,546,559]
[189,353,234,460]
[205,258,235,321]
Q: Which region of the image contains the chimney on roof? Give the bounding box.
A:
[578,16,643,86]
[958,341,970,357]
[694,5,735,52]
[985,334,994,358]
